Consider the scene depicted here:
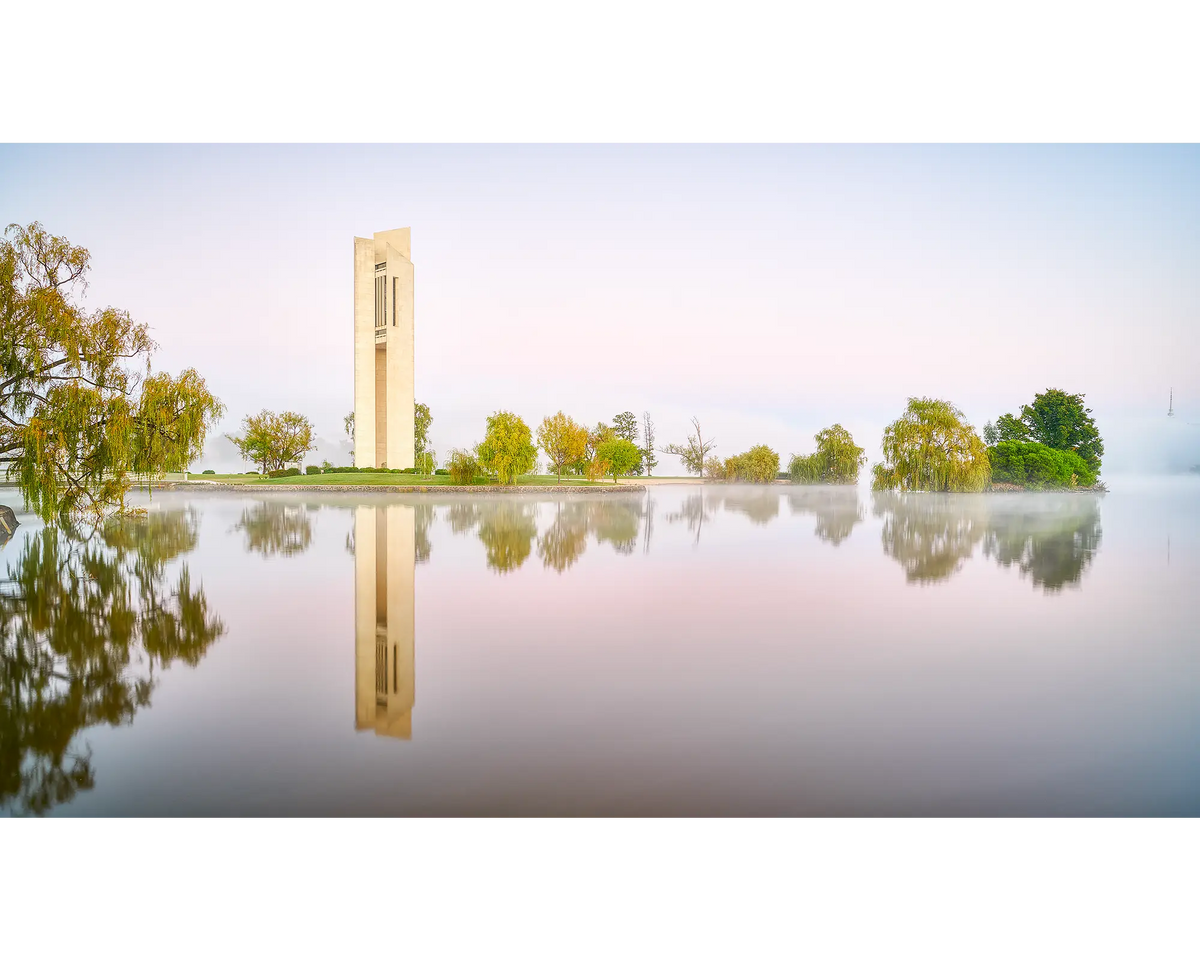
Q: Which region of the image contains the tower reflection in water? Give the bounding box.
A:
[354,505,415,740]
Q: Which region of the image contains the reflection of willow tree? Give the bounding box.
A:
[477,502,538,574]
[665,492,713,546]
[414,504,433,564]
[0,510,224,815]
[873,493,990,583]
[536,499,644,572]
[233,502,313,557]
[787,487,863,545]
[982,496,1102,592]
[708,489,781,525]
[446,502,480,536]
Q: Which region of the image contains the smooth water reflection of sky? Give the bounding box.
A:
[2,481,1198,816]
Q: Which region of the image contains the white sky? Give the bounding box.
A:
[2,144,1197,472]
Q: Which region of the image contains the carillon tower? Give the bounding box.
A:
[354,228,414,468]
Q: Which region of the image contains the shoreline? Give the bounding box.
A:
[156,481,648,494]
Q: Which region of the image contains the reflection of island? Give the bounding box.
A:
[234,501,314,557]
[707,489,781,526]
[0,509,225,815]
[982,496,1102,592]
[354,505,415,740]
[787,487,863,545]
[872,492,1103,590]
[873,493,990,584]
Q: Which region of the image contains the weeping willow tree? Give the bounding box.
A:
[872,398,990,492]
[1,223,224,523]
[789,424,867,484]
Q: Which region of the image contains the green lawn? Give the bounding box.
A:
[186,472,612,486]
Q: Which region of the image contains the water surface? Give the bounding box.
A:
[2,480,1197,816]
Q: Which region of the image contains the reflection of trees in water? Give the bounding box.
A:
[786,486,863,545]
[0,510,224,815]
[414,504,433,564]
[873,493,990,583]
[590,500,641,555]
[873,492,1104,590]
[982,496,1102,592]
[665,492,714,546]
[536,499,645,572]
[707,488,781,526]
[233,502,314,557]
[446,502,481,536]
[477,502,539,574]
[537,501,590,572]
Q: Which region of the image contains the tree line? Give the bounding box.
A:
[3,222,1108,521]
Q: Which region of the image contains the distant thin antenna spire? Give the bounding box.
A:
[1168,388,1175,417]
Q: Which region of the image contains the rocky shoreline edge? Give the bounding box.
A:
[160,482,647,494]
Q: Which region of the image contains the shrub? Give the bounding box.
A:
[712,446,779,483]
[448,449,479,485]
[305,465,322,475]
[268,467,302,478]
[400,467,420,474]
[201,469,216,475]
[988,441,1097,489]
[435,468,450,476]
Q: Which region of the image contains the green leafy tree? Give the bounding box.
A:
[789,424,867,484]
[872,398,991,492]
[641,412,658,477]
[663,417,715,476]
[1016,388,1103,474]
[414,401,432,462]
[612,412,642,475]
[227,410,315,473]
[612,412,639,443]
[476,410,536,485]
[0,509,225,815]
[994,412,1029,443]
[595,437,643,483]
[536,411,588,482]
[1,222,224,522]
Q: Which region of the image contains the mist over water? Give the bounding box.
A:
[3,479,1198,816]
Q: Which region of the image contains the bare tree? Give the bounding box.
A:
[662,417,715,477]
[641,412,658,477]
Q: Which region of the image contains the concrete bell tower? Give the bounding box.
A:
[354,228,414,468]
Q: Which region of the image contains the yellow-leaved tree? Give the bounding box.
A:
[1,222,224,522]
[536,411,588,482]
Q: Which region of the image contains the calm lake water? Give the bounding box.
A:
[2,479,1198,816]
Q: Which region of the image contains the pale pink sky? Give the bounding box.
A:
[2,145,1197,471]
